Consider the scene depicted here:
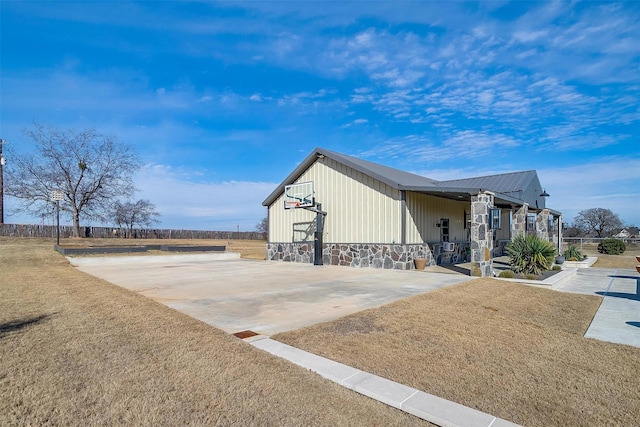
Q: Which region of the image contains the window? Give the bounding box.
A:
[526,213,537,232]
[440,218,449,242]
[490,208,502,230]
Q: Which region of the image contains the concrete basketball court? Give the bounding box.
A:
[69,254,472,336]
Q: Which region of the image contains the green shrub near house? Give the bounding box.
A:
[597,239,626,255]
[563,245,585,261]
[506,235,556,276]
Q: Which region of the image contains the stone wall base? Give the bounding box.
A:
[267,243,436,270]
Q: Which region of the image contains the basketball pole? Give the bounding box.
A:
[314,203,325,266]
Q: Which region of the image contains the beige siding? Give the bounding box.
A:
[405,192,469,243]
[268,158,402,243]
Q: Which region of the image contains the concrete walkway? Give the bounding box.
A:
[553,267,640,347]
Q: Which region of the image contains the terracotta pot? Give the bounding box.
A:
[414,258,427,270]
[636,265,640,274]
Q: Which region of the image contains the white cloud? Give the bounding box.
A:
[136,164,275,231]
[512,29,548,43]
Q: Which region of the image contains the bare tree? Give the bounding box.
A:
[112,199,160,238]
[255,216,268,234]
[573,208,623,238]
[5,123,140,237]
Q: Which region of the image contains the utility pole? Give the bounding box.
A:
[0,138,6,224]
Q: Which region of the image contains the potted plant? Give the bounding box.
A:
[414,257,427,270]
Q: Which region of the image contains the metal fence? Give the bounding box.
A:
[563,237,640,251]
[0,223,266,240]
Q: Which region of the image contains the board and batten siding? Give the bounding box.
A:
[268,158,402,243]
[405,192,469,243]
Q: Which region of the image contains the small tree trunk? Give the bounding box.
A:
[72,212,81,238]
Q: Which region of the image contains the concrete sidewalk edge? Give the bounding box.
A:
[249,337,520,427]
[67,251,241,266]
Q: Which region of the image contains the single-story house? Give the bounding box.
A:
[262,147,562,276]
[613,229,631,239]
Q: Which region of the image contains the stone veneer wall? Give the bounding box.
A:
[267,243,436,270]
[428,241,471,265]
[267,243,314,264]
[511,204,528,239]
[470,192,494,277]
[536,209,550,242]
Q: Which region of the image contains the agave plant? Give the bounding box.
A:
[563,245,584,261]
[506,235,556,276]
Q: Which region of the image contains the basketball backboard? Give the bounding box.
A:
[284,181,314,209]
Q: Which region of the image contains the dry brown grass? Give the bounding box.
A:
[274,278,640,427]
[0,238,425,426]
[577,242,639,269]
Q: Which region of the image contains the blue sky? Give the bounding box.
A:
[1,1,638,230]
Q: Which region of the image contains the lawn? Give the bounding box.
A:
[3,236,639,426]
[0,238,424,426]
[274,277,640,426]
[581,242,639,269]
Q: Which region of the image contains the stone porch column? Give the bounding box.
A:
[536,209,550,242]
[470,191,494,277]
[511,204,528,240]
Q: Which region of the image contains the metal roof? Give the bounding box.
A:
[262,147,438,206]
[319,148,438,188]
[437,171,537,196]
[262,148,556,213]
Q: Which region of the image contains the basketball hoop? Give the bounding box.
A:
[284,182,314,209]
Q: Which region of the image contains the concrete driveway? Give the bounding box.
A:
[69,254,471,336]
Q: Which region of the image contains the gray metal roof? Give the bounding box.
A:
[262,148,553,212]
[320,148,438,188]
[437,171,537,196]
[262,147,438,206]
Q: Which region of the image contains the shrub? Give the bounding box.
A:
[563,245,585,261]
[471,267,482,277]
[498,270,515,278]
[597,239,626,255]
[552,265,562,271]
[506,235,556,276]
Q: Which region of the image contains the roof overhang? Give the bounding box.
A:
[399,186,525,207]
